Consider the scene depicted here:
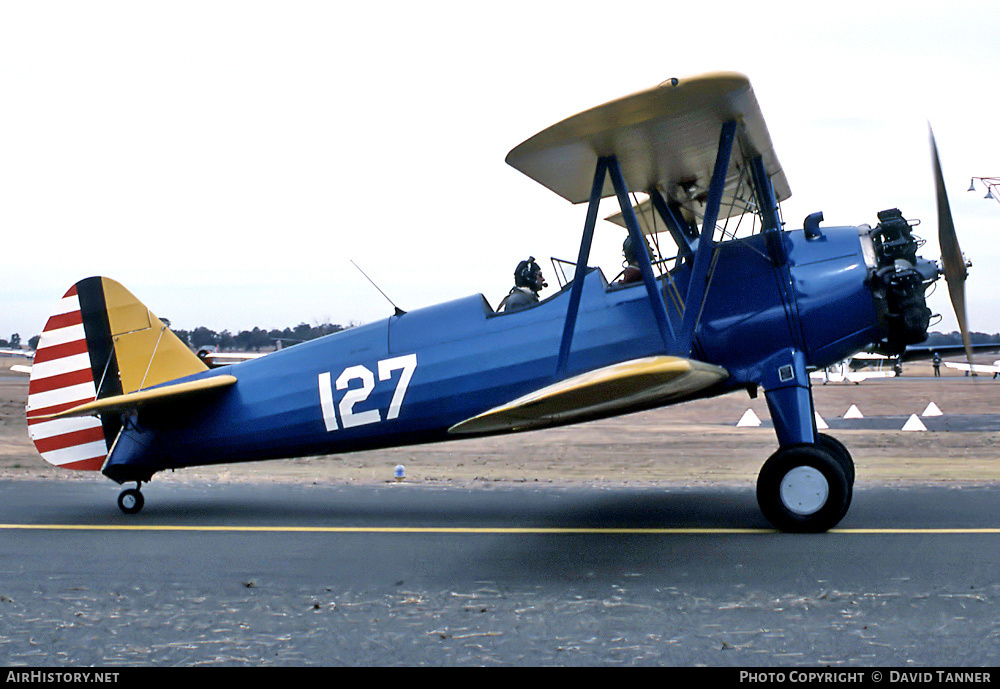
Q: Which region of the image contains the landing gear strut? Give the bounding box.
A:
[759,350,856,532]
[756,442,853,533]
[117,482,145,515]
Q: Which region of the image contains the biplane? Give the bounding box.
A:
[25,72,972,532]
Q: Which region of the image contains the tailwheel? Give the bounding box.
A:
[117,484,145,515]
[757,444,851,533]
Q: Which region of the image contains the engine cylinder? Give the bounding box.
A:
[866,208,935,353]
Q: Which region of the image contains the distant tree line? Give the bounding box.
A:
[171,322,351,351]
[923,331,1000,346]
[4,323,353,353]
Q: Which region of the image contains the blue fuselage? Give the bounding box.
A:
[104,225,885,481]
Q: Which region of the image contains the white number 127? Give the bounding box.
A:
[318,353,417,432]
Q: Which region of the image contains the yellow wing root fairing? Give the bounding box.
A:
[448,356,727,435]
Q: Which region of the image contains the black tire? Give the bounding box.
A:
[816,433,855,487]
[117,488,144,515]
[757,445,851,533]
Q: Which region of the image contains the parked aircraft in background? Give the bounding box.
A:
[1,348,33,375]
[0,348,32,358]
[810,357,895,385]
[944,360,1000,377]
[196,350,266,368]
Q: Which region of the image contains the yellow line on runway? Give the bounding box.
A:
[833,528,1000,534]
[0,524,768,534]
[3,524,1000,535]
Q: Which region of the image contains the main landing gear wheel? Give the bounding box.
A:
[117,485,145,515]
[757,444,852,533]
[816,432,855,487]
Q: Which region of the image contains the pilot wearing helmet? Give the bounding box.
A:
[618,234,656,284]
[499,257,547,312]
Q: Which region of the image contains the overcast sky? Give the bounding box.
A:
[2,1,999,342]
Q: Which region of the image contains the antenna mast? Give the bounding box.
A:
[350,261,406,317]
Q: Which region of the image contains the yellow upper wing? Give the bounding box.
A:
[505,72,788,224]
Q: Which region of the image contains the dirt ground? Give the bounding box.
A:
[3,355,999,488]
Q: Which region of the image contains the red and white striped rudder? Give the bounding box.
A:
[26,285,108,471]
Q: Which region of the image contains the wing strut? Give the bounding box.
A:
[556,157,608,379]
[608,158,677,353]
[556,120,740,376]
[555,156,679,379]
[676,120,737,355]
[648,189,696,259]
[749,153,782,233]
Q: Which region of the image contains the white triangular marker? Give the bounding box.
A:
[737,409,761,427]
[922,402,943,417]
[814,412,828,429]
[902,414,927,431]
[843,404,864,419]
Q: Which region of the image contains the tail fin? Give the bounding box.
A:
[26,277,207,471]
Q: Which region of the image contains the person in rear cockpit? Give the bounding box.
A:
[499,257,547,312]
[618,234,655,284]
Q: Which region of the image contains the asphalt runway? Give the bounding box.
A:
[2,480,1000,666]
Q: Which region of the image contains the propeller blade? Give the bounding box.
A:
[930,126,974,368]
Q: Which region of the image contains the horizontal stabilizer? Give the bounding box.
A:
[449,356,727,435]
[30,374,237,421]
